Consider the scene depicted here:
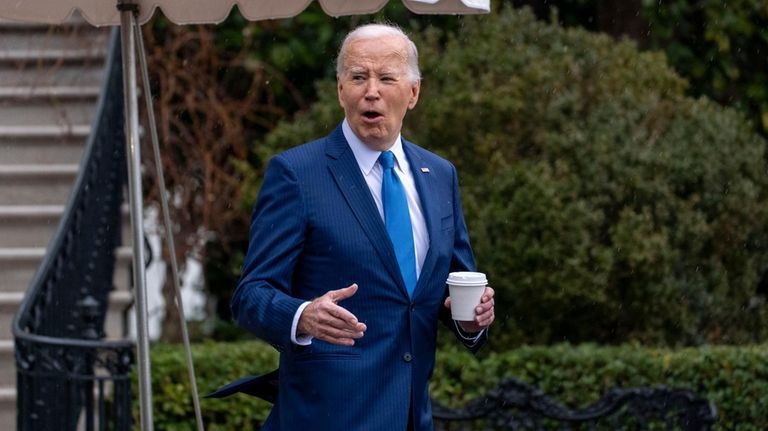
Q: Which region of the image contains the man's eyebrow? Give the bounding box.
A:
[344,67,403,77]
[378,71,404,79]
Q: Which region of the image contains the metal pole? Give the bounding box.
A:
[118,1,154,429]
[134,16,205,431]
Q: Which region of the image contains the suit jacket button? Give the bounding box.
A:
[403,352,412,362]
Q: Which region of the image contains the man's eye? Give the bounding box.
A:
[352,75,365,81]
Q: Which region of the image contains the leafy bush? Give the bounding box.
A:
[146,342,278,430]
[513,1,768,137]
[246,6,768,347]
[643,0,768,136]
[143,341,768,430]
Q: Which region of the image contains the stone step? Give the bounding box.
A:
[0,341,11,388]
[0,246,133,294]
[0,28,109,55]
[0,47,108,63]
[0,124,90,139]
[0,387,14,431]
[0,343,13,431]
[0,292,24,342]
[0,205,132,248]
[0,99,96,127]
[0,134,86,165]
[105,290,134,340]
[0,163,78,205]
[0,248,50,294]
[0,205,60,248]
[0,63,104,88]
[0,86,100,99]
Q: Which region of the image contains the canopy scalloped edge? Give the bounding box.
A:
[0,0,489,27]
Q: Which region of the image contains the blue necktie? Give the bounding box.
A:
[379,151,417,296]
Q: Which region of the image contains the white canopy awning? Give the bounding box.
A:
[0,0,489,26]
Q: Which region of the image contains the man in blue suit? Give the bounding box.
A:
[229,23,496,431]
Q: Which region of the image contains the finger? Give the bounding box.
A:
[318,334,357,346]
[475,309,495,328]
[474,301,494,317]
[315,323,366,346]
[332,319,366,333]
[475,299,494,315]
[481,286,495,303]
[317,325,366,340]
[322,303,364,328]
[476,315,494,329]
[301,320,365,343]
[314,302,367,332]
[474,309,491,324]
[443,297,451,309]
[327,283,358,303]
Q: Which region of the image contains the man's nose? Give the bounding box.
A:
[364,79,380,99]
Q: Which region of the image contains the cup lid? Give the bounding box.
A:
[447,271,487,286]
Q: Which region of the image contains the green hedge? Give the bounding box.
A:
[143,341,768,430]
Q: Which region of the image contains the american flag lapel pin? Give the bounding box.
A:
[420,167,430,173]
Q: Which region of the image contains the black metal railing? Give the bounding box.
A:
[432,377,717,430]
[13,29,134,431]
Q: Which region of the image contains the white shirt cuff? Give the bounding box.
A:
[453,320,485,344]
[291,301,313,345]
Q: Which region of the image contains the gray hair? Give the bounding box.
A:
[336,23,421,83]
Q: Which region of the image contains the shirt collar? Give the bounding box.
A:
[342,118,408,176]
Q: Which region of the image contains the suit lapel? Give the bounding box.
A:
[403,140,441,299]
[325,126,408,296]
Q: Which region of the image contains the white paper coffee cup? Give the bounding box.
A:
[447,271,487,321]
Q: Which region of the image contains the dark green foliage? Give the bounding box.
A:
[434,342,768,430]
[144,342,278,430]
[643,0,768,135]
[513,1,768,136]
[245,6,768,347]
[144,341,768,430]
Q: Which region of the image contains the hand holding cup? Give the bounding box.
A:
[444,272,495,333]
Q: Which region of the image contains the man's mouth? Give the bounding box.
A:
[363,111,383,120]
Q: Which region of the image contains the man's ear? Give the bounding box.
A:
[408,80,421,110]
[337,78,345,108]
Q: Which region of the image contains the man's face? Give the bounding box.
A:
[337,35,420,151]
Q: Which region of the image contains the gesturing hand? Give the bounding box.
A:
[297,283,367,346]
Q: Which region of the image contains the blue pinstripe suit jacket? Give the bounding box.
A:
[230,124,486,431]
